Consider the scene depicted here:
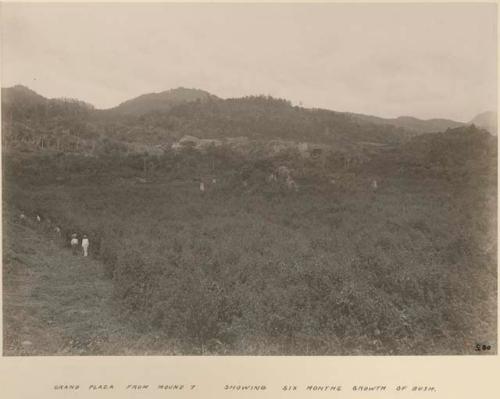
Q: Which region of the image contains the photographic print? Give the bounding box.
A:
[1,2,497,357]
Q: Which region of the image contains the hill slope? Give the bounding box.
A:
[119,95,412,146]
[350,113,465,134]
[3,85,493,154]
[2,86,414,151]
[1,85,47,108]
[1,85,94,121]
[401,125,497,168]
[469,111,497,135]
[99,87,217,117]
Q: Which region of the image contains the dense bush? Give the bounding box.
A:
[3,136,496,354]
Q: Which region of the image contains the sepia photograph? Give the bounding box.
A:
[1,2,497,358]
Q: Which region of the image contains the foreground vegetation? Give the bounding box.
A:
[4,126,496,355]
[3,215,186,355]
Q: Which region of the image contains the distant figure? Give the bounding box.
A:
[36,215,41,223]
[81,235,89,257]
[372,179,378,191]
[267,173,277,183]
[70,233,79,255]
[200,182,205,192]
[277,165,290,179]
[286,176,298,191]
[212,178,217,184]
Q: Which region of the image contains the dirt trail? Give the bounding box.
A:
[3,217,174,355]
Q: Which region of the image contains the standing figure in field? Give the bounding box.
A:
[276,166,291,180]
[36,215,41,223]
[81,234,89,257]
[70,233,79,255]
[372,179,378,191]
[200,181,205,193]
[286,175,298,191]
[267,173,277,183]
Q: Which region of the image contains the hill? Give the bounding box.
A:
[469,111,497,135]
[2,86,414,153]
[109,95,412,147]
[1,85,94,120]
[2,85,493,157]
[98,87,217,117]
[402,125,497,180]
[1,86,102,154]
[1,85,47,108]
[350,113,465,134]
[361,125,497,191]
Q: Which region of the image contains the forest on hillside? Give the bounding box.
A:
[2,86,414,154]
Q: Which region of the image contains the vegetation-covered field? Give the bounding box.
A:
[4,128,496,355]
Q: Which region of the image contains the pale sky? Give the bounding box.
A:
[0,3,497,121]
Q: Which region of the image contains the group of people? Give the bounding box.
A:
[19,211,62,234]
[71,233,90,257]
[18,211,91,257]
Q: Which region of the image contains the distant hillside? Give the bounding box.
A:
[2,85,94,121]
[402,125,497,170]
[1,85,100,154]
[365,124,497,179]
[115,95,412,146]
[0,85,430,154]
[1,85,47,108]
[99,87,217,117]
[6,85,491,156]
[350,113,465,134]
[469,111,497,135]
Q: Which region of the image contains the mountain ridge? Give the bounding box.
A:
[1,85,496,155]
[2,84,492,132]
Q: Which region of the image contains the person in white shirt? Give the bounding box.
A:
[70,233,79,255]
[81,235,89,257]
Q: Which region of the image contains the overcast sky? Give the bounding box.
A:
[1,3,497,121]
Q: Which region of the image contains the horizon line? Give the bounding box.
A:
[3,82,494,124]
